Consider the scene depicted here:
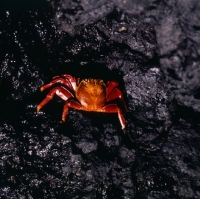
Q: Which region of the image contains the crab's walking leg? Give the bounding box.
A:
[102,104,126,130]
[40,77,75,91]
[62,100,82,122]
[37,87,73,112]
[106,87,128,111]
[106,81,118,97]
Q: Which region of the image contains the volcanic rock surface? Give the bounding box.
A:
[0,0,200,198]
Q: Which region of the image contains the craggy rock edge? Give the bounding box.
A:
[0,0,200,198]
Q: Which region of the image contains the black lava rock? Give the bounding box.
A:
[0,0,200,199]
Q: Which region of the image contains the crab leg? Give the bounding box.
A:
[40,78,75,91]
[106,81,118,98]
[62,100,82,122]
[106,87,128,111]
[102,104,126,129]
[106,88,128,111]
[37,87,74,112]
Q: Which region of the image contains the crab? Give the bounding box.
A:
[37,74,128,129]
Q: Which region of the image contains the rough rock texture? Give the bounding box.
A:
[0,0,200,198]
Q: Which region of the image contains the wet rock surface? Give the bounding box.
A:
[0,0,200,198]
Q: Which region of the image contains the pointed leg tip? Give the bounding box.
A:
[122,126,125,130]
[40,87,44,91]
[62,118,65,122]
[37,106,41,113]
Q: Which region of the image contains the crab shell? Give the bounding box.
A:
[37,74,127,129]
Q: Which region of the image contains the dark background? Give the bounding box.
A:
[0,0,200,198]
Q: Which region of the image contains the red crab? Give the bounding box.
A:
[37,74,128,129]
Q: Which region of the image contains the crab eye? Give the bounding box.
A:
[100,80,104,84]
[84,79,88,82]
